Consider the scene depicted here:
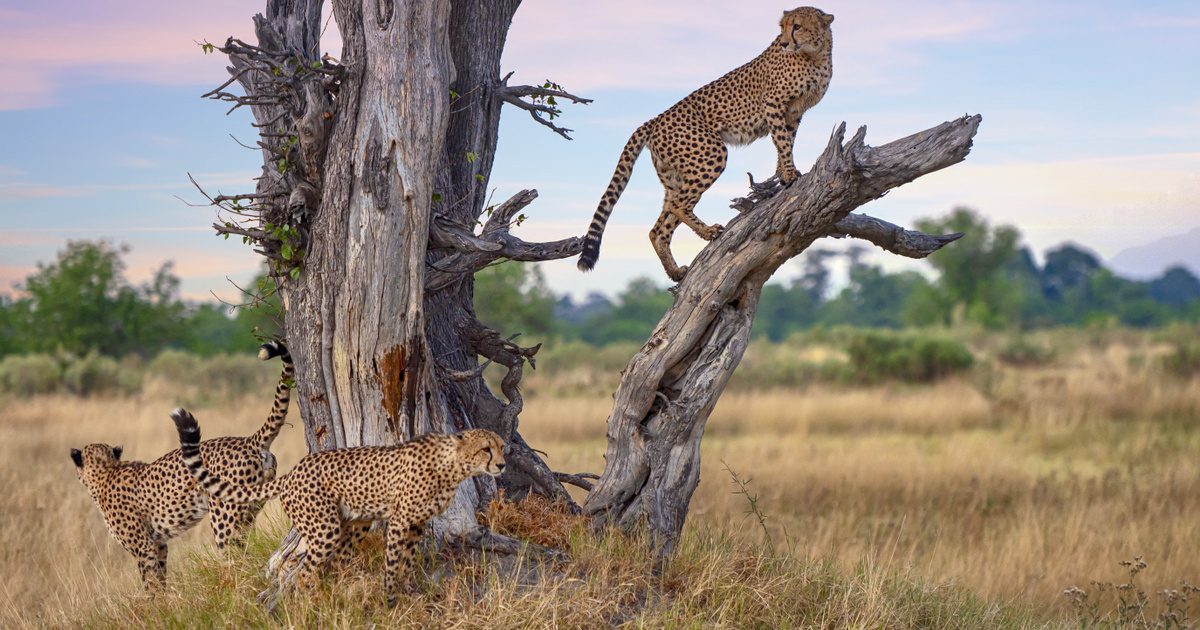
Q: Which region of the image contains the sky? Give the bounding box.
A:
[1,0,1198,302]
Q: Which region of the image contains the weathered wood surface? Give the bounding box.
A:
[582,115,982,554]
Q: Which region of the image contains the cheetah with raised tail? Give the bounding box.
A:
[70,341,293,590]
[170,408,506,607]
[577,6,834,281]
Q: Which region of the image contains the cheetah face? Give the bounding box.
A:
[780,7,833,55]
[71,443,122,487]
[455,429,507,477]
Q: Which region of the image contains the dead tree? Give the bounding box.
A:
[582,115,982,556]
[197,0,593,592]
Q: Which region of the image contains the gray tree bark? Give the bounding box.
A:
[582,116,982,555]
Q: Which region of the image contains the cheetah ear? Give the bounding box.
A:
[821,12,834,25]
[71,448,83,468]
[112,446,123,461]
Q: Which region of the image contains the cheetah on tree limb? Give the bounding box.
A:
[577,6,834,282]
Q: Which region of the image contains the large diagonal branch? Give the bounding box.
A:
[582,114,982,556]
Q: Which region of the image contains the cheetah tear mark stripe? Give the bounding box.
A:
[172,408,284,505]
[577,120,656,272]
[251,340,293,449]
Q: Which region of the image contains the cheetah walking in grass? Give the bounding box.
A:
[171,408,506,607]
[70,341,293,590]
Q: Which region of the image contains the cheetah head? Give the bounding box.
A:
[454,429,506,477]
[780,7,834,56]
[70,443,123,488]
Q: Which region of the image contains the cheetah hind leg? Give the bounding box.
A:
[330,519,372,573]
[208,499,247,549]
[650,211,688,282]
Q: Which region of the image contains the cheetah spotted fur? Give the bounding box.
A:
[171,409,506,607]
[70,341,293,590]
[577,6,834,281]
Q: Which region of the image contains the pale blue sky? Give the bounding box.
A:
[1,0,1198,300]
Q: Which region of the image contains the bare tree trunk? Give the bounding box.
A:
[200,1,595,589]
[582,116,982,555]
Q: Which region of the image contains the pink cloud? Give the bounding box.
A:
[0,0,1025,110]
[0,1,334,110]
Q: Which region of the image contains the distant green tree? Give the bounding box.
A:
[915,207,1038,328]
[822,262,930,328]
[17,240,186,356]
[579,277,673,344]
[755,282,818,341]
[1086,269,1169,327]
[181,303,242,355]
[1149,266,1200,309]
[473,262,557,338]
[0,296,27,355]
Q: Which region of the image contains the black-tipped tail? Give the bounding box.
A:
[172,407,201,447]
[257,340,290,362]
[577,237,601,272]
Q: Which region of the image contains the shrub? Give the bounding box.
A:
[62,351,140,396]
[995,335,1057,367]
[844,330,974,383]
[146,349,276,402]
[1160,338,1200,379]
[0,354,62,396]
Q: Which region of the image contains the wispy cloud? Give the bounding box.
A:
[0,1,319,110]
[0,170,256,201]
[870,151,1200,257]
[505,0,1012,92]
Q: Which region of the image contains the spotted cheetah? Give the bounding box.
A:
[577,6,834,281]
[171,409,506,607]
[70,341,293,590]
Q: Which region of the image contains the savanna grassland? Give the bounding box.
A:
[2,326,1199,628]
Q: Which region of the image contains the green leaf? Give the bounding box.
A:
[281,242,294,261]
[200,42,215,54]
[289,267,301,280]
[449,89,459,100]
[475,174,485,182]
[431,192,443,203]
[466,151,477,163]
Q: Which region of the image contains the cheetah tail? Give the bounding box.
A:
[172,408,284,505]
[577,120,654,272]
[251,340,294,449]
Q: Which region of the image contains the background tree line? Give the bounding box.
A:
[2,207,1198,360]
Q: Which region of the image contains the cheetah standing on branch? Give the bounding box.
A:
[170,409,507,608]
[577,6,834,281]
[69,341,293,590]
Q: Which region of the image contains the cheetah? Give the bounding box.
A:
[70,341,293,590]
[577,6,834,281]
[170,409,506,607]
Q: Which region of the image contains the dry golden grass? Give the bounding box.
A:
[1,331,1198,627]
[0,390,309,626]
[517,337,1200,620]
